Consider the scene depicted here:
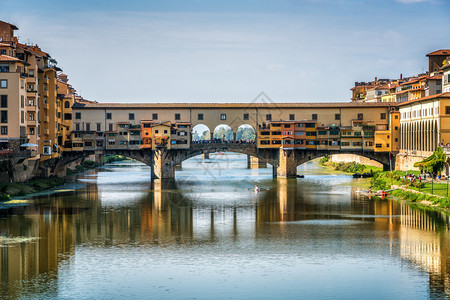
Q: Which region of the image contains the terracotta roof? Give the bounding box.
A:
[426,49,450,56]
[0,54,24,63]
[428,75,442,80]
[0,43,11,47]
[0,20,18,30]
[73,102,397,110]
[398,92,450,106]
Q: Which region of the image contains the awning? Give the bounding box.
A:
[20,143,38,147]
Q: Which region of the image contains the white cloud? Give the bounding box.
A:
[395,0,431,3]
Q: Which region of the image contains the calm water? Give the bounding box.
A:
[1,154,450,299]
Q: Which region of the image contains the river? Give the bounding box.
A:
[0,154,449,299]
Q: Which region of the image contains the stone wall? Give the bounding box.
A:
[330,154,383,168]
[394,153,426,171]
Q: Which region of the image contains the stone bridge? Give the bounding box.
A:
[42,144,395,179]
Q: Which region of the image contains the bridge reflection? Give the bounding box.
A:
[1,179,450,298]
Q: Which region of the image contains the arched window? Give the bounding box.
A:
[64,101,70,108]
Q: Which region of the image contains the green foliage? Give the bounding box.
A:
[319,157,329,165]
[236,127,255,141]
[414,147,446,174]
[213,126,233,140]
[103,155,130,164]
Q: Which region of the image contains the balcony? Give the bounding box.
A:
[26,105,37,112]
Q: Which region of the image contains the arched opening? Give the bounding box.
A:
[192,124,211,142]
[213,124,233,142]
[236,124,255,144]
[64,101,70,108]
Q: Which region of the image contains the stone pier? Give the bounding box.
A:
[275,149,297,178]
[247,155,267,169]
[152,149,175,179]
[202,153,210,160]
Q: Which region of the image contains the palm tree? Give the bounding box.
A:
[414,147,447,175]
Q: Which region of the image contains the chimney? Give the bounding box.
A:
[400,73,402,80]
[375,76,378,82]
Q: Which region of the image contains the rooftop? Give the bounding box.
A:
[73,101,397,110]
[398,92,450,106]
[426,49,450,56]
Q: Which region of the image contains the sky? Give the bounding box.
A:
[1,0,449,103]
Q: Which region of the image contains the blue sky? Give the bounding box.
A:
[1,0,449,102]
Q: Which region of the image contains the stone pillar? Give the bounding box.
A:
[233,132,237,142]
[94,150,104,165]
[249,155,267,169]
[175,162,182,171]
[210,132,214,141]
[202,153,209,160]
[152,149,175,179]
[276,148,297,178]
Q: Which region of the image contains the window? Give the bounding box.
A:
[289,114,295,121]
[380,113,386,120]
[395,138,398,142]
[129,113,135,120]
[220,114,226,120]
[106,113,112,119]
[1,126,6,135]
[97,123,101,131]
[1,79,8,88]
[243,113,249,120]
[109,123,113,131]
[28,113,34,121]
[266,114,272,121]
[64,113,72,120]
[0,95,6,108]
[375,144,382,148]
[164,130,168,134]
[175,113,180,120]
[0,111,7,123]
[75,123,80,131]
[29,70,34,77]
[311,114,317,120]
[446,106,450,114]
[0,50,5,55]
[198,113,203,120]
[65,101,70,108]
[29,127,34,135]
[75,112,81,119]
[260,140,270,145]
[155,130,159,134]
[395,115,398,119]
[20,95,24,108]
[86,123,91,131]
[357,113,363,120]
[335,113,340,120]
[151,113,157,120]
[0,64,9,72]
[28,99,34,106]
[394,126,398,130]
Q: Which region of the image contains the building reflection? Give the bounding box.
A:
[1,176,450,299]
[398,203,450,298]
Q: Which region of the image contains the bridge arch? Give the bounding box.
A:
[213,124,233,142]
[294,150,392,171]
[236,124,256,143]
[192,124,211,141]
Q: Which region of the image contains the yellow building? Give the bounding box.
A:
[374,111,399,152]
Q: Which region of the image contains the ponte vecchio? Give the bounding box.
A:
[54,101,400,179]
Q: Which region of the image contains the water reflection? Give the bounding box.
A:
[0,156,449,299]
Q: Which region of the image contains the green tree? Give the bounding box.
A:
[414,147,447,174]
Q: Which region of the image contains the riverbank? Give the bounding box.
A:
[319,157,382,174]
[0,176,65,201]
[370,171,450,209]
[1,155,131,201]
